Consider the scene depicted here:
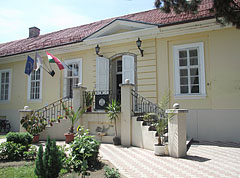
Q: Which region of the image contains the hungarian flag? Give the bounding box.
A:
[46,52,65,70]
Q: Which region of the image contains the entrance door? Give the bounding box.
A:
[115,60,122,102]
[111,55,135,103]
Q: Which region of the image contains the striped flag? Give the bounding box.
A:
[34,52,43,71]
[46,52,65,70]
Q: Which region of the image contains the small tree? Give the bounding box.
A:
[62,103,85,133]
[106,100,121,137]
[35,137,62,178]
[35,144,44,178]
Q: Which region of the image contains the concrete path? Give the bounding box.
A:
[99,141,240,178]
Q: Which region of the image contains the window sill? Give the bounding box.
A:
[27,99,42,103]
[0,100,10,104]
[174,94,206,100]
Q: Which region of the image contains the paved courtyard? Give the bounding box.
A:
[99,141,240,178]
[1,137,240,177]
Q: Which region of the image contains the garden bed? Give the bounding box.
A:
[0,159,126,178]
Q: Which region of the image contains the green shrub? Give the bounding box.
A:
[0,141,36,161]
[104,166,120,178]
[35,145,44,178]
[6,132,33,147]
[67,126,100,176]
[34,137,63,178]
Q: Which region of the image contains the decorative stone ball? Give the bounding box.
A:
[173,103,180,109]
[24,106,29,110]
[125,79,130,84]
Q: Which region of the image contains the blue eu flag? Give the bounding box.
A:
[25,56,34,75]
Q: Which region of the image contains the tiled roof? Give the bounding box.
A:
[0,0,213,58]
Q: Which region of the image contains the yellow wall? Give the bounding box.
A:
[156,27,240,110]
[1,26,240,131]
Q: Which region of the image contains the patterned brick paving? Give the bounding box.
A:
[99,141,240,178]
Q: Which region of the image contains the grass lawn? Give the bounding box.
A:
[0,165,37,178]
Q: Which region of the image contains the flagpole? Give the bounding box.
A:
[40,66,55,77]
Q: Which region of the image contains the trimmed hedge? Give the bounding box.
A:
[6,132,33,147]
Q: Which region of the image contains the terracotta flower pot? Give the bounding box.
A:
[33,135,40,143]
[64,133,75,144]
[86,106,92,112]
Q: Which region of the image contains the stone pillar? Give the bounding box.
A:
[19,106,33,132]
[120,79,134,147]
[72,83,87,112]
[166,103,188,158]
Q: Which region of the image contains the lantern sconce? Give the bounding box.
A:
[95,44,103,57]
[136,37,144,57]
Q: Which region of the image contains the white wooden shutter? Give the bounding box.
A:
[96,57,109,93]
[122,55,135,84]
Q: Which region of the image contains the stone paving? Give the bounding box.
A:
[99,141,240,178]
[1,137,240,177]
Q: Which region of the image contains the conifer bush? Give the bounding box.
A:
[34,137,63,178]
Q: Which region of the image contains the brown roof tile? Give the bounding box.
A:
[0,0,213,58]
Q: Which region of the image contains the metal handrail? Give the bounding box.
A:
[33,96,72,125]
[131,89,161,116]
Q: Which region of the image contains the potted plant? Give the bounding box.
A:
[106,99,121,145]
[20,114,47,143]
[85,91,93,112]
[154,92,170,156]
[154,117,168,155]
[62,104,84,143]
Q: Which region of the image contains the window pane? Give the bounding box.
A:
[189,49,198,57]
[67,65,73,77]
[36,70,40,80]
[191,85,199,93]
[73,64,79,76]
[6,72,9,83]
[179,59,187,66]
[190,68,199,76]
[190,57,198,65]
[5,93,8,100]
[180,69,188,76]
[179,50,187,58]
[117,60,122,72]
[191,77,199,84]
[180,77,188,85]
[1,73,5,83]
[180,86,188,94]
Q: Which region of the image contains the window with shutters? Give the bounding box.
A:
[0,69,11,101]
[173,42,206,97]
[28,68,42,101]
[64,59,82,98]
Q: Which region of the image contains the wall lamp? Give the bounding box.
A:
[136,37,144,57]
[95,44,103,57]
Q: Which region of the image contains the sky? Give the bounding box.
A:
[0,0,155,44]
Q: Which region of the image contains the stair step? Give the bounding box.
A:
[148,125,156,131]
[136,117,144,121]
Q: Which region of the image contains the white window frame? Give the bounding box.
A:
[27,68,43,102]
[173,42,206,98]
[0,69,12,102]
[63,58,82,97]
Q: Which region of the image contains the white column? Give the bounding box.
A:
[166,104,188,158]
[72,83,87,112]
[19,106,33,132]
[120,80,134,147]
